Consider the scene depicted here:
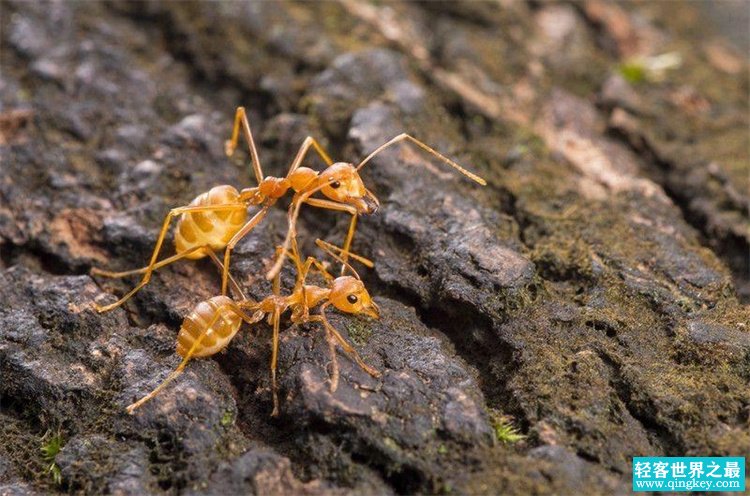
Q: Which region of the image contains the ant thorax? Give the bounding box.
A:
[288,167,318,192]
[300,285,330,308]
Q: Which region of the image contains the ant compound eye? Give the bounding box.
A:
[330,180,341,189]
[347,294,358,304]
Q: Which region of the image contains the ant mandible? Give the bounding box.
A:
[124,239,380,416]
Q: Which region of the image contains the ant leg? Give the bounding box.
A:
[96,243,247,303]
[126,302,262,413]
[203,250,246,301]
[91,245,206,278]
[225,300,265,325]
[307,257,334,284]
[272,246,283,297]
[126,306,227,413]
[292,238,370,283]
[93,203,246,313]
[279,135,336,285]
[302,198,369,275]
[125,358,192,414]
[320,307,381,378]
[225,106,263,185]
[307,315,340,392]
[289,236,306,282]
[265,182,330,281]
[290,245,307,282]
[326,324,339,391]
[279,241,324,289]
[287,238,317,320]
[265,199,303,281]
[270,306,282,417]
[286,136,334,176]
[237,299,264,321]
[221,206,270,296]
[311,238,367,281]
[125,353,197,414]
[297,256,320,322]
[355,133,487,185]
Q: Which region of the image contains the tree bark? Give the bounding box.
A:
[1,1,748,494]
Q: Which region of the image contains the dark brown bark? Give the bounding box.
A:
[1,1,748,494]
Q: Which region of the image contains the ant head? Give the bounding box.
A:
[329,276,380,319]
[319,163,379,215]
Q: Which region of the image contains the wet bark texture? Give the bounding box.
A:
[1,1,748,495]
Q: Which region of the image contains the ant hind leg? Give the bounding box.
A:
[92,203,246,313]
[91,245,205,279]
[320,309,381,379]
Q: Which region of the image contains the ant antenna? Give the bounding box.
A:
[356,133,487,186]
[315,239,363,280]
[316,239,373,268]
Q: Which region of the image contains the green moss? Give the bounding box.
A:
[40,431,63,486]
[619,61,647,84]
[346,320,373,346]
[531,235,594,282]
[488,411,525,445]
[382,436,400,453]
[220,410,234,427]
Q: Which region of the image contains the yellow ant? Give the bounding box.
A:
[265,130,487,280]
[92,106,486,312]
[125,239,380,416]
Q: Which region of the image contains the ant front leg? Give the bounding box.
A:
[93,203,246,313]
[320,306,381,379]
[270,305,282,417]
[306,314,341,392]
[265,195,305,281]
[303,198,361,276]
[266,180,332,281]
[315,238,374,270]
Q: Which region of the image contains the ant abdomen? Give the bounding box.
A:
[177,295,243,358]
[175,185,247,259]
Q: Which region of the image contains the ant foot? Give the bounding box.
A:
[224,140,235,157]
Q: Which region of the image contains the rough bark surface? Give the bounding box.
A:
[1,1,748,495]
